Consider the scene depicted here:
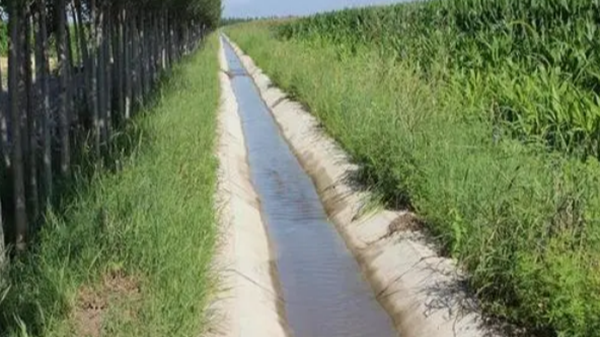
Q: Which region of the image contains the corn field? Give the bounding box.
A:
[279,0,600,158]
[0,0,220,257]
[267,1,600,335]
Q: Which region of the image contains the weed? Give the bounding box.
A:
[226,23,600,336]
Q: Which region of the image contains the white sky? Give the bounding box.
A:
[223,0,407,18]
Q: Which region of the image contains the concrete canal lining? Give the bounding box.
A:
[223,35,491,337]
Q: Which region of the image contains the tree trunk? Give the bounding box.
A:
[97,3,106,152]
[0,51,9,169]
[56,0,70,176]
[131,13,138,109]
[166,13,172,71]
[161,12,166,72]
[117,7,126,121]
[147,13,153,88]
[140,14,147,100]
[150,13,157,85]
[24,7,38,221]
[70,2,81,67]
[9,0,28,252]
[136,13,144,106]
[74,0,92,130]
[0,15,6,264]
[65,17,76,128]
[70,1,84,115]
[104,5,112,150]
[35,0,52,204]
[144,15,152,97]
[144,14,150,96]
[90,0,100,157]
[124,8,132,119]
[111,7,121,123]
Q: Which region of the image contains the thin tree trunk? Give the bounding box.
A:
[167,13,173,71]
[135,14,143,106]
[74,0,93,133]
[143,13,148,95]
[161,12,166,72]
[140,14,147,99]
[124,8,132,119]
[117,7,126,120]
[111,8,118,117]
[56,0,70,176]
[0,51,9,169]
[113,7,124,122]
[0,15,6,264]
[9,0,28,252]
[104,5,112,149]
[147,13,153,88]
[97,3,106,151]
[156,14,161,75]
[90,0,100,157]
[35,0,52,204]
[18,4,28,200]
[24,7,38,221]
[131,13,138,109]
[65,15,76,128]
[70,1,84,109]
[144,14,150,96]
[150,13,156,85]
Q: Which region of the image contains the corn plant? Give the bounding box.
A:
[278,0,600,159]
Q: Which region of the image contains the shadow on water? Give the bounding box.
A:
[222,37,396,337]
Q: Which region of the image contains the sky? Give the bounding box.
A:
[223,0,407,18]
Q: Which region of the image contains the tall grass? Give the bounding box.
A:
[278,0,600,159]
[0,34,220,336]
[226,23,600,336]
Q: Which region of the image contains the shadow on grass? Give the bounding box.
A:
[0,61,188,336]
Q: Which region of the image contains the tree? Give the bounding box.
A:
[56,0,70,176]
[35,0,52,204]
[8,0,28,252]
[0,0,223,252]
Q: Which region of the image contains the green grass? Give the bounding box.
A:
[225,23,600,336]
[0,33,220,336]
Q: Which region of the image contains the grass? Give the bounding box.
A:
[225,23,600,336]
[0,33,220,336]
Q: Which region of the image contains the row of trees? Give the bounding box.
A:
[0,0,221,257]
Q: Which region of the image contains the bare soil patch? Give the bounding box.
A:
[74,270,141,337]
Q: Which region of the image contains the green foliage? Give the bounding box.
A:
[0,22,7,56]
[277,0,600,159]
[226,20,600,336]
[220,17,255,27]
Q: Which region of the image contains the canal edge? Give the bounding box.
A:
[224,35,493,337]
[206,37,289,337]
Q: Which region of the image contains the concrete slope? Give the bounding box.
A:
[224,35,491,337]
[207,38,288,337]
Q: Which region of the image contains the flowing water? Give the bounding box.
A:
[222,38,395,337]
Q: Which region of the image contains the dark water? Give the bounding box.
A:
[222,37,396,337]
